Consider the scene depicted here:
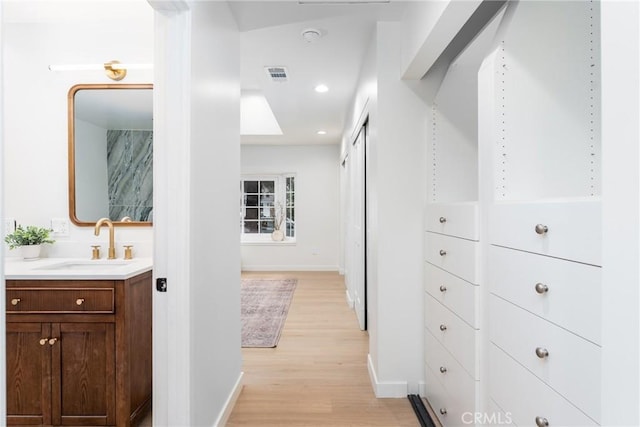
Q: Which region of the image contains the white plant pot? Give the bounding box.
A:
[20,244,42,260]
[271,230,285,242]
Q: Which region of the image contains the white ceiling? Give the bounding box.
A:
[231,1,408,145]
[4,0,409,146]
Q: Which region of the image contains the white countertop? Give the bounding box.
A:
[5,257,153,280]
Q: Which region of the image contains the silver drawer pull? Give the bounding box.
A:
[535,224,549,235]
[11,298,21,306]
[535,347,549,359]
[439,285,447,292]
[535,283,549,294]
[76,298,85,306]
[39,338,49,346]
[439,217,447,224]
[535,416,549,427]
[439,324,447,331]
[439,250,447,256]
[440,408,448,415]
[439,366,447,373]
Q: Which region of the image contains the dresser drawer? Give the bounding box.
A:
[425,262,478,328]
[490,199,601,266]
[425,293,478,379]
[489,245,601,344]
[490,296,601,422]
[425,328,477,408]
[7,288,115,313]
[425,361,474,427]
[426,232,479,284]
[489,344,598,427]
[425,202,479,241]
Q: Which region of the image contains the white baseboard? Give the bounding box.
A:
[339,268,345,275]
[345,290,354,308]
[215,371,244,427]
[367,354,408,398]
[241,265,339,272]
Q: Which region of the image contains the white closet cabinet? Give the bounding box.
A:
[480,2,602,426]
[423,7,505,425]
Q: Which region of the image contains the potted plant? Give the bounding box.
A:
[4,225,55,260]
[271,203,286,242]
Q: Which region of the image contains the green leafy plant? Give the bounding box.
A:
[4,225,55,250]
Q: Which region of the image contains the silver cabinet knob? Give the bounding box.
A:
[439,249,447,256]
[439,366,447,373]
[439,285,447,292]
[535,416,549,427]
[535,283,549,294]
[440,408,448,415]
[535,347,549,359]
[439,324,447,331]
[535,224,549,235]
[439,217,447,224]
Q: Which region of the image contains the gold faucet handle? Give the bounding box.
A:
[123,245,133,260]
[91,245,101,260]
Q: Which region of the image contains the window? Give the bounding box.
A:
[240,174,295,242]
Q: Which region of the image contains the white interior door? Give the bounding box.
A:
[351,127,366,330]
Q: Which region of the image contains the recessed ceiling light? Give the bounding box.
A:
[317,130,327,135]
[315,84,329,93]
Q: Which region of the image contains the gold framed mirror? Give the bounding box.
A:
[68,83,153,227]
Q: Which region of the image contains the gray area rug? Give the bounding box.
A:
[241,278,297,348]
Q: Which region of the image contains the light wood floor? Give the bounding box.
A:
[227,271,419,426]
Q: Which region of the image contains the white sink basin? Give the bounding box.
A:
[36,260,132,271]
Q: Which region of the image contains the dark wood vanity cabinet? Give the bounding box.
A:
[5,271,152,427]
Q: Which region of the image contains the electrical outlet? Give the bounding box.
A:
[4,218,16,237]
[51,218,70,237]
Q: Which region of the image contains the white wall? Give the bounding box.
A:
[601,1,640,425]
[187,3,243,425]
[241,144,340,271]
[341,21,428,397]
[2,1,154,258]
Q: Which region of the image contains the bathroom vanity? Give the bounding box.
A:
[4,258,153,426]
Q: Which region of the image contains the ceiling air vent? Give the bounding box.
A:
[265,66,288,82]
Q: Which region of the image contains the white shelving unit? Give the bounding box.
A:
[425,1,604,426]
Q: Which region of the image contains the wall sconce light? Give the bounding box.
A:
[48,60,152,81]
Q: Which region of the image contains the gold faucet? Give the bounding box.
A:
[95,217,116,259]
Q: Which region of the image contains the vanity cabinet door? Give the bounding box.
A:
[51,322,116,426]
[6,322,52,426]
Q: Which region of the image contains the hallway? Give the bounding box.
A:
[227,271,419,426]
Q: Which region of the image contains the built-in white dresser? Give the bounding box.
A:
[480,2,603,426]
[424,203,481,426]
[488,200,602,426]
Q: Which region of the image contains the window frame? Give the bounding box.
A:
[240,173,296,244]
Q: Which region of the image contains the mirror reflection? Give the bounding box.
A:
[68,84,153,226]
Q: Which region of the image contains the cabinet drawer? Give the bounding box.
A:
[426,232,479,284]
[425,328,477,408]
[490,200,601,266]
[7,288,115,313]
[425,202,479,241]
[425,293,478,379]
[489,245,601,344]
[425,362,473,427]
[490,296,601,422]
[425,262,478,328]
[489,344,598,427]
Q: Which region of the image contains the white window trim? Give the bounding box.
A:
[240,173,296,244]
